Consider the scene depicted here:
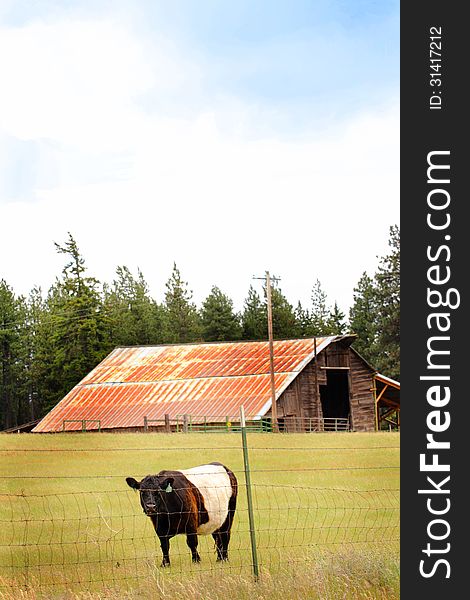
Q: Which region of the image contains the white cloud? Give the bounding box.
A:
[0,15,399,313]
[0,18,200,147]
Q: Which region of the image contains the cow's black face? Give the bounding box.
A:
[126,475,175,516]
[139,476,163,515]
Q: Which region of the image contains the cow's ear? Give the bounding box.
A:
[161,477,174,493]
[126,477,140,490]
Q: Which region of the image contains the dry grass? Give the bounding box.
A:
[0,548,399,600]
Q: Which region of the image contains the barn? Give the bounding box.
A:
[32,336,400,434]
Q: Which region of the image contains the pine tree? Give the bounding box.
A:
[241,286,266,340]
[294,301,312,337]
[22,287,48,421]
[327,302,347,335]
[0,280,28,428]
[163,264,201,343]
[104,266,165,346]
[348,226,400,379]
[43,233,109,411]
[269,283,297,339]
[310,279,330,335]
[374,225,400,379]
[349,272,378,362]
[200,286,241,342]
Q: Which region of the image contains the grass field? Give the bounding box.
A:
[0,432,399,599]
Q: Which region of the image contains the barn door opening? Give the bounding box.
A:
[319,370,350,429]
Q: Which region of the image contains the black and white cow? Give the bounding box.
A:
[126,461,237,567]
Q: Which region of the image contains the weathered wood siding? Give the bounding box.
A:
[348,350,376,431]
[324,342,349,368]
[276,341,376,432]
[275,359,321,431]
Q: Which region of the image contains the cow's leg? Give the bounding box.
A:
[186,532,201,563]
[212,529,230,561]
[219,530,231,561]
[215,498,236,561]
[212,532,224,561]
[159,535,171,567]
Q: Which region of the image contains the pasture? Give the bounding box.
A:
[0,432,400,599]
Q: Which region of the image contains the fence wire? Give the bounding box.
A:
[0,484,399,591]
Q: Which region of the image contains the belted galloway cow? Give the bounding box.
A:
[126,461,237,566]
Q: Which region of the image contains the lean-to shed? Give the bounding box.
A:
[32,336,400,433]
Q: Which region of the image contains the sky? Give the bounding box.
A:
[0,0,399,314]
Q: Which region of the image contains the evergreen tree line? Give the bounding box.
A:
[0,226,399,429]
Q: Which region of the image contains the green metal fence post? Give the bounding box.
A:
[240,405,259,580]
[82,420,86,432]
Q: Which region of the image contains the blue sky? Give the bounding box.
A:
[0,0,399,312]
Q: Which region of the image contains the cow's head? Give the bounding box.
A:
[126,475,175,516]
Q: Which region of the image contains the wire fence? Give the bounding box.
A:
[0,485,399,591]
[0,423,400,592]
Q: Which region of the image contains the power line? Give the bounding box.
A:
[0,298,163,331]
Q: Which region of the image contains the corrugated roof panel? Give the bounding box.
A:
[83,338,330,384]
[33,338,335,432]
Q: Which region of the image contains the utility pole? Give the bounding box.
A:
[253,271,280,433]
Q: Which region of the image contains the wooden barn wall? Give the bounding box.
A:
[275,359,322,431]
[324,343,349,368]
[275,345,328,429]
[275,377,303,431]
[277,342,376,432]
[347,350,376,432]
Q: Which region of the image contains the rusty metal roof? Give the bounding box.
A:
[33,337,337,432]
